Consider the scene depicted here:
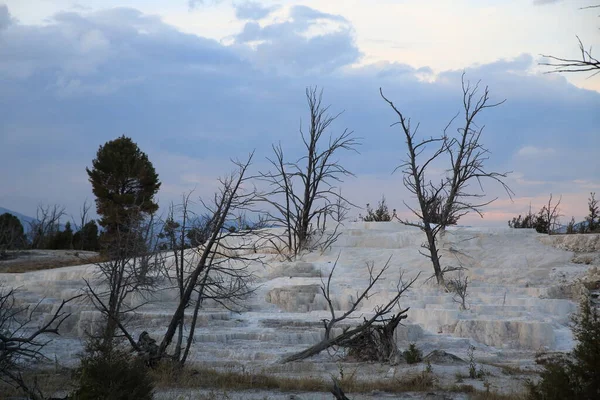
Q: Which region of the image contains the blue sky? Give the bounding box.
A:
[0,0,599,226]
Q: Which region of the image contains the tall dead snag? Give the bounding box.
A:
[0,283,81,400]
[157,154,263,366]
[281,256,417,363]
[259,87,359,258]
[381,74,512,285]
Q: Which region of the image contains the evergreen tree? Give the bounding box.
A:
[62,221,74,249]
[86,136,160,244]
[528,297,600,399]
[81,220,100,251]
[363,196,392,222]
[587,192,598,233]
[0,213,27,253]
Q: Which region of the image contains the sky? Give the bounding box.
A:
[0,0,599,226]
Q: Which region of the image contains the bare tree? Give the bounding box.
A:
[381,74,512,285]
[0,283,81,400]
[281,256,417,363]
[540,5,600,77]
[28,204,66,249]
[83,213,161,349]
[156,154,264,366]
[447,270,469,310]
[537,194,562,234]
[71,199,92,250]
[259,87,359,258]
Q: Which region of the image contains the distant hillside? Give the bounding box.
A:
[0,207,35,230]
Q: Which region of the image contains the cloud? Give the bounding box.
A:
[516,146,556,157]
[0,4,598,226]
[232,5,360,74]
[0,4,13,30]
[188,0,223,10]
[289,5,348,23]
[533,0,563,5]
[234,1,279,20]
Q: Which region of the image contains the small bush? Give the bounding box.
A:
[468,346,487,379]
[403,343,423,364]
[73,340,154,400]
[362,196,392,222]
[527,297,600,400]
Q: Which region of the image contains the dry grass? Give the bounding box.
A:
[1,365,530,400]
[470,391,528,400]
[0,369,75,399]
[447,384,527,399]
[0,253,103,273]
[150,363,435,394]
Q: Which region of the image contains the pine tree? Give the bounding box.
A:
[587,192,598,233]
[86,136,160,244]
[0,213,27,255]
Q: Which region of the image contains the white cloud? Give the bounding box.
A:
[516,146,556,157]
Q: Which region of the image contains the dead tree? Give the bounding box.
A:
[540,5,599,77]
[537,194,562,234]
[0,283,81,400]
[381,74,512,285]
[258,87,359,257]
[156,154,264,366]
[72,199,92,250]
[83,213,161,349]
[28,204,66,249]
[331,378,350,400]
[281,256,417,363]
[447,270,469,310]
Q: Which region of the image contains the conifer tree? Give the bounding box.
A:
[86,136,160,242]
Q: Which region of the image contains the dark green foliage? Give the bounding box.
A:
[362,196,392,222]
[73,220,100,251]
[73,340,154,400]
[508,208,549,233]
[49,221,73,250]
[587,192,599,233]
[534,211,550,234]
[508,208,535,229]
[86,136,160,237]
[528,298,600,399]
[566,217,576,234]
[403,343,423,364]
[467,345,486,379]
[0,213,27,254]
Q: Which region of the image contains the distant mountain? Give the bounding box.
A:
[555,220,589,234]
[0,207,35,230]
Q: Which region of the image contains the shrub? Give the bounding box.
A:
[403,343,423,364]
[566,217,576,234]
[73,340,154,400]
[508,207,535,229]
[528,297,600,399]
[362,196,392,222]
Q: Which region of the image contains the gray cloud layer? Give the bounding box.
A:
[0,4,598,221]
